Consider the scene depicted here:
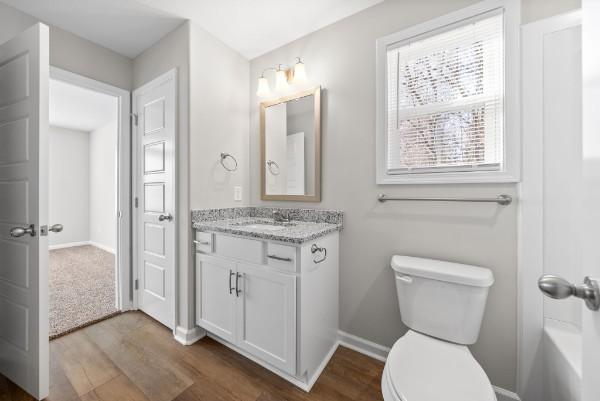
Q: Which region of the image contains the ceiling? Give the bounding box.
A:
[50,79,118,132]
[1,0,383,59]
[0,0,184,58]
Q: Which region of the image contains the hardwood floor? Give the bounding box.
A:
[0,312,385,401]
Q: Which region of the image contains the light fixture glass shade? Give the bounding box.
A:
[293,60,307,83]
[256,76,271,97]
[275,69,289,92]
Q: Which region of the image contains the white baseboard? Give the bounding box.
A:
[338,330,390,362]
[49,240,115,254]
[89,241,115,254]
[174,326,206,345]
[49,241,90,250]
[337,330,521,401]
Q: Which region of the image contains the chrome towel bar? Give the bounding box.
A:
[377,193,513,205]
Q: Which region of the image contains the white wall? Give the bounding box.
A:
[48,126,90,246]
[89,120,118,252]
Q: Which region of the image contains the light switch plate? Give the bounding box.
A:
[234,186,242,201]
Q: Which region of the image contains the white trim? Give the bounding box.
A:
[518,10,581,401]
[88,241,116,255]
[375,0,521,184]
[174,326,205,345]
[48,241,91,250]
[493,386,522,401]
[337,330,390,362]
[49,66,131,311]
[48,240,115,254]
[132,68,179,330]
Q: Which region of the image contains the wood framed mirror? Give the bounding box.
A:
[260,86,321,202]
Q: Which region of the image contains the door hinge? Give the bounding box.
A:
[131,113,138,126]
[134,279,139,290]
[134,197,139,208]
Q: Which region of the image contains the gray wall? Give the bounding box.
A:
[48,126,90,246]
[0,2,133,90]
[522,0,580,23]
[133,21,193,329]
[250,0,517,390]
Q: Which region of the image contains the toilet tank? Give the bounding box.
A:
[391,255,494,345]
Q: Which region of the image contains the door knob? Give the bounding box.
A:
[10,224,36,238]
[158,214,173,222]
[538,275,600,311]
[49,224,63,233]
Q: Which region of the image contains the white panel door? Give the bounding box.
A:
[0,23,49,400]
[236,263,296,374]
[195,254,236,343]
[133,70,176,329]
[581,2,600,400]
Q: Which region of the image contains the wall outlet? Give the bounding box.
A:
[234,186,242,202]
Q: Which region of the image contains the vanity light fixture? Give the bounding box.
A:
[275,64,289,92]
[292,57,307,83]
[256,57,309,98]
[256,74,271,98]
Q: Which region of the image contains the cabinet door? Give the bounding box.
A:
[236,263,297,374]
[196,254,236,342]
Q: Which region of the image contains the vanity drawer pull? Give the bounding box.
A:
[194,240,211,246]
[267,254,293,262]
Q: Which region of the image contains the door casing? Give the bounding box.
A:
[49,66,132,311]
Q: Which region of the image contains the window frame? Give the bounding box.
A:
[375,0,520,184]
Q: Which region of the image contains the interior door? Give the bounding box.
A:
[0,23,49,400]
[133,69,176,329]
[236,263,296,374]
[195,254,236,342]
[581,1,600,400]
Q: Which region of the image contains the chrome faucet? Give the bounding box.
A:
[273,210,290,223]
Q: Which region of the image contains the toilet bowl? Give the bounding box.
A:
[383,255,497,401]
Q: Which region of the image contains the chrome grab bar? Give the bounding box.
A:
[377,193,512,205]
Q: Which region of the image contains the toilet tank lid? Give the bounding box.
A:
[391,255,494,287]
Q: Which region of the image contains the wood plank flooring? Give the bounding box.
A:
[0,312,385,401]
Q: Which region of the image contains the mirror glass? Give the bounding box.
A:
[261,87,320,201]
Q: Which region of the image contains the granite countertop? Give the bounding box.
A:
[191,207,343,244]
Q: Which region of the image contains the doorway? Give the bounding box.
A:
[48,68,131,338]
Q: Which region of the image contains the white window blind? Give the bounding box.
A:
[386,11,504,174]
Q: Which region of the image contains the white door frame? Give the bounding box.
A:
[518,10,582,400]
[131,68,178,330]
[49,67,132,311]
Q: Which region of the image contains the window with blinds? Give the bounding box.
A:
[385,11,504,175]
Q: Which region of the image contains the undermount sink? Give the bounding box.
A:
[233,220,296,231]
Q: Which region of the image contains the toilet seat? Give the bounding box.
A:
[382,330,497,401]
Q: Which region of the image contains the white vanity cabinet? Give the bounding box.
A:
[194,230,339,390]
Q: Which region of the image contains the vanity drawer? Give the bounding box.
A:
[194,232,213,253]
[214,234,264,264]
[266,243,297,272]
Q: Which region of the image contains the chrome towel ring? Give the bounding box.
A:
[311,244,327,264]
[266,160,280,175]
[220,153,238,172]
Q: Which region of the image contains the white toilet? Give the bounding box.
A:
[382,255,497,401]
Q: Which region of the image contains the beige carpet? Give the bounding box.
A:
[49,245,118,338]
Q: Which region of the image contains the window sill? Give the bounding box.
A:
[376,170,520,185]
